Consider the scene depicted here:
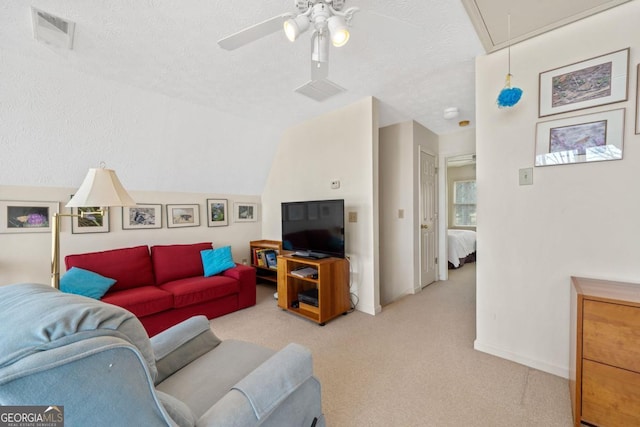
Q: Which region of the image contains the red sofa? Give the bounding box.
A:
[64,242,256,336]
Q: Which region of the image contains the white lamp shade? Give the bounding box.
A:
[66,168,136,208]
[328,16,349,47]
[284,15,310,42]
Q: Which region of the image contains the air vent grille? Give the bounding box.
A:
[295,79,346,102]
[31,7,75,49]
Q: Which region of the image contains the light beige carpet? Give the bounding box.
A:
[210,264,573,426]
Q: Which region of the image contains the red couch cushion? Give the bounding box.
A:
[151,242,212,285]
[65,245,154,292]
[102,286,173,317]
[159,275,239,308]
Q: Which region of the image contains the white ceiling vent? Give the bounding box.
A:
[295,79,346,102]
[31,7,75,49]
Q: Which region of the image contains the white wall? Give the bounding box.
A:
[475,1,640,377]
[0,185,260,286]
[379,122,414,304]
[262,97,381,315]
[0,50,281,195]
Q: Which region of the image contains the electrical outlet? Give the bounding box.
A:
[242,258,248,265]
[398,209,404,219]
[331,180,340,189]
[348,211,357,223]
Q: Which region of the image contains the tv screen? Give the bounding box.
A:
[281,199,345,259]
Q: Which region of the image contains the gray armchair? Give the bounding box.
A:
[0,283,325,427]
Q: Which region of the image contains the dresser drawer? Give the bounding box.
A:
[582,359,640,427]
[583,299,640,372]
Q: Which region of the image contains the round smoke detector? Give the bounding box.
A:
[443,107,459,120]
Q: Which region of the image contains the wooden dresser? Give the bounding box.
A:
[570,277,640,427]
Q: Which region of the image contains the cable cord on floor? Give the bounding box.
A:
[345,256,358,312]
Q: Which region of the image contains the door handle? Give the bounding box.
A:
[421,224,429,229]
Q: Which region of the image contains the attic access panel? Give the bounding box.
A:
[461,0,631,52]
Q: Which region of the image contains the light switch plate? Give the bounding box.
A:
[519,168,533,185]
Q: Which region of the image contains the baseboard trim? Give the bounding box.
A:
[473,339,569,379]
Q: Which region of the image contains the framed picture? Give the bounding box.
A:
[636,63,640,135]
[0,200,58,233]
[167,204,200,228]
[72,206,109,234]
[539,48,629,117]
[206,199,228,227]
[235,202,258,222]
[535,108,625,167]
[122,204,162,230]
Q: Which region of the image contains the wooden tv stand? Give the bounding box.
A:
[277,255,350,326]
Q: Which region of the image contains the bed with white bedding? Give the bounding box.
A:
[447,229,476,269]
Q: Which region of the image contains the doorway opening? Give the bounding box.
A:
[445,153,477,276]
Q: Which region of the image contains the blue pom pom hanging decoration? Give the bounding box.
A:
[496,14,523,108]
[497,74,523,108]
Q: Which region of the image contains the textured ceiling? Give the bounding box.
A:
[0,1,627,139]
[0,0,485,135]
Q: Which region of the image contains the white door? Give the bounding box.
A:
[420,150,438,287]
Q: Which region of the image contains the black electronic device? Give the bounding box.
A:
[281,199,345,259]
[297,288,319,307]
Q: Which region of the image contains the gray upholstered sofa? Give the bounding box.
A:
[0,283,325,426]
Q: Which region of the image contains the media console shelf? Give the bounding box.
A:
[249,240,282,284]
[277,255,350,326]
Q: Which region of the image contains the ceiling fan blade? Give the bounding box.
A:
[218,13,294,50]
[311,59,328,80]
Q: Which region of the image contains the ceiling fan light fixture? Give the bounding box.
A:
[284,15,310,42]
[327,15,349,47]
[311,32,329,63]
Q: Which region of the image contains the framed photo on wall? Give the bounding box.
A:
[122,204,162,230]
[167,204,200,228]
[234,202,258,223]
[534,108,625,167]
[0,200,58,233]
[538,48,629,117]
[72,206,109,234]
[206,199,228,227]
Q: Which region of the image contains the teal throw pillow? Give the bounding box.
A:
[201,246,236,277]
[60,267,116,299]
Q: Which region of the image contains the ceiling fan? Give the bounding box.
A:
[218,0,360,100]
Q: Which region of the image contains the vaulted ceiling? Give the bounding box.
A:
[1,0,630,137]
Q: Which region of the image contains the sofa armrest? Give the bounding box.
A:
[233,343,312,419]
[222,264,256,308]
[196,343,322,427]
[150,315,221,384]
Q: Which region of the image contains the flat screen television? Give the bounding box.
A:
[281,199,345,259]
